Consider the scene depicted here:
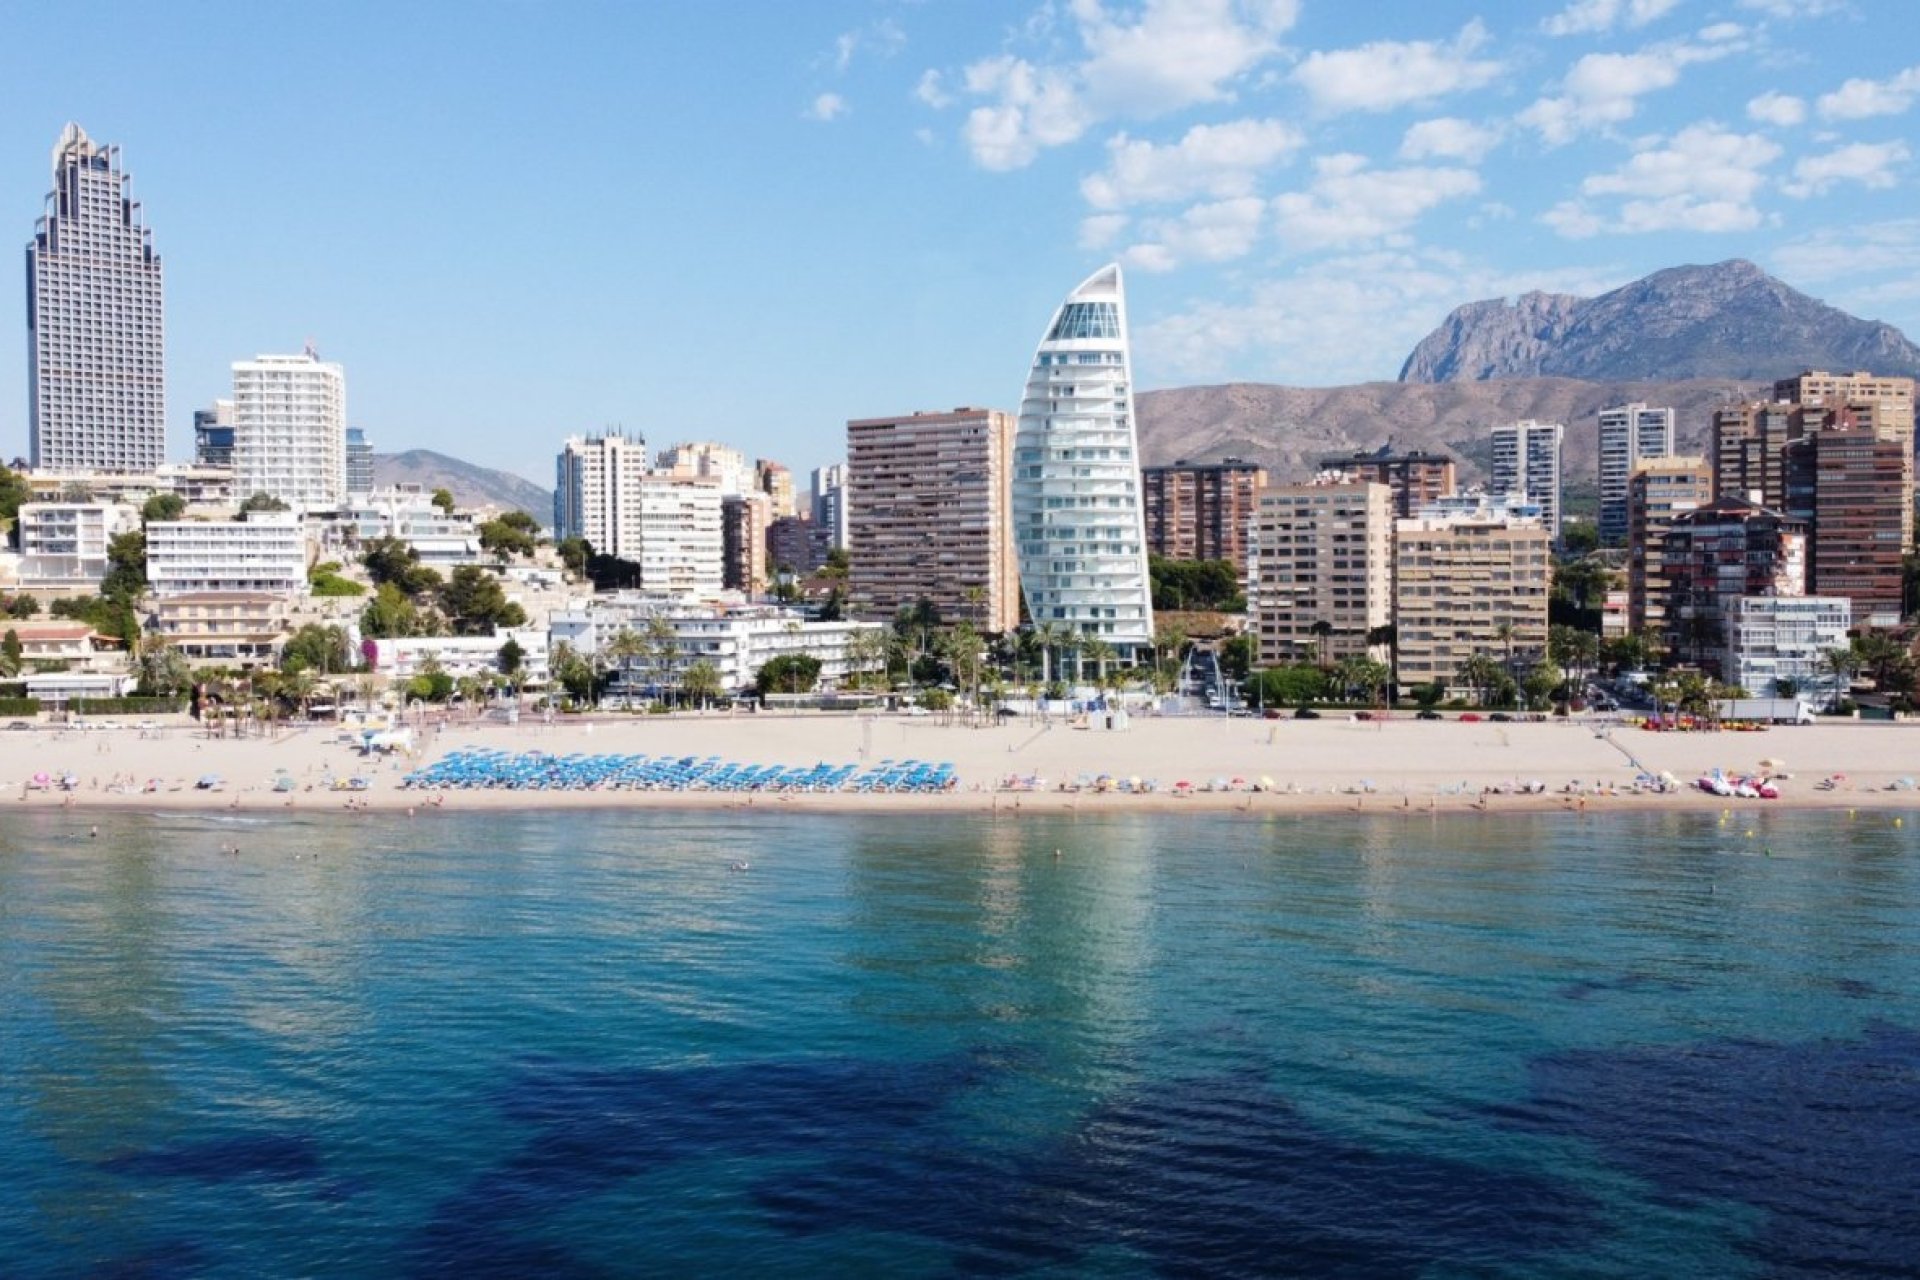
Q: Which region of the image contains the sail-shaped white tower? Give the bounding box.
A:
[1012,264,1155,661]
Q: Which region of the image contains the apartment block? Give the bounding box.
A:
[629,478,724,597]
[656,441,752,494]
[755,460,796,519]
[146,512,308,596]
[14,500,140,591]
[1393,512,1552,694]
[1626,455,1712,636]
[553,433,651,558]
[1711,401,1801,507]
[722,492,771,595]
[1598,403,1674,543]
[1489,420,1564,541]
[1141,458,1268,572]
[768,515,832,576]
[232,350,348,512]
[1660,497,1807,674]
[847,407,1019,632]
[1250,477,1392,668]
[1317,446,1456,519]
[1724,596,1852,699]
[147,593,291,668]
[1774,370,1915,443]
[1785,425,1912,628]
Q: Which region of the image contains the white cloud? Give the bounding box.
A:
[1746,91,1806,126]
[1696,21,1746,42]
[1134,250,1627,384]
[1546,123,1781,235]
[828,18,905,73]
[1272,154,1481,250]
[1122,196,1269,270]
[1771,218,1920,283]
[1293,20,1502,115]
[938,0,1299,170]
[1079,212,1130,249]
[1081,117,1303,209]
[1541,0,1681,37]
[807,93,849,123]
[1737,0,1848,17]
[1816,67,1920,120]
[1518,35,1745,144]
[915,70,953,109]
[1399,116,1502,163]
[1783,140,1910,196]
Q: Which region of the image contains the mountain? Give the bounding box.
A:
[372,450,552,524]
[1135,377,1768,487]
[1399,260,1920,383]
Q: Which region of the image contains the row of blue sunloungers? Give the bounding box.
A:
[401,748,959,794]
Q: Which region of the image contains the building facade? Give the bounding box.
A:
[194,400,235,468]
[1012,265,1155,655]
[26,124,166,474]
[1489,420,1565,542]
[1393,511,1552,694]
[1660,497,1807,675]
[810,462,849,549]
[232,350,347,511]
[629,478,724,597]
[655,441,752,494]
[721,492,771,595]
[1724,595,1852,698]
[1250,477,1392,668]
[1318,446,1457,519]
[1626,455,1712,637]
[1784,424,1912,628]
[553,432,651,557]
[345,427,374,496]
[147,593,291,669]
[1712,401,1801,507]
[146,513,308,596]
[1141,458,1268,572]
[847,407,1019,632]
[768,514,832,577]
[755,460,796,519]
[319,486,483,570]
[14,500,139,591]
[1774,370,1915,443]
[1598,403,1674,543]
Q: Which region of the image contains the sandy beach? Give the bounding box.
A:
[7,709,1920,819]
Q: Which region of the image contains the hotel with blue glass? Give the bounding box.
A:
[1012,265,1155,663]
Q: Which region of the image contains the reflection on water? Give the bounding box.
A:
[0,807,1916,1274]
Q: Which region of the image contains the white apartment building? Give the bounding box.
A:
[318,486,483,570]
[14,501,140,591]
[632,478,724,596]
[368,629,551,687]
[1012,264,1155,656]
[1598,403,1674,544]
[1490,420,1565,542]
[811,462,849,549]
[1724,595,1852,699]
[1251,477,1393,668]
[232,349,347,511]
[553,433,651,556]
[571,602,883,697]
[146,513,308,596]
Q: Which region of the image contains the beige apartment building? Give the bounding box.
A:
[1393,512,1551,694]
[846,408,1019,633]
[1141,458,1268,573]
[1251,477,1393,667]
[1773,370,1915,443]
[1626,455,1712,635]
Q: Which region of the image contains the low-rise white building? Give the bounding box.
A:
[148,593,292,669]
[147,513,309,597]
[316,486,484,570]
[1724,595,1852,698]
[368,629,551,687]
[597,605,883,696]
[14,501,140,591]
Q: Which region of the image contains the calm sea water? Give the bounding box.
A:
[1,806,1917,1277]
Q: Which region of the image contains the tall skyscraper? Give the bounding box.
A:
[1012,264,1155,658]
[232,349,347,511]
[554,432,651,556]
[846,408,1019,632]
[811,462,849,550]
[1251,476,1393,668]
[1597,403,1674,543]
[345,426,374,497]
[1141,458,1268,573]
[1626,455,1712,637]
[1774,370,1915,443]
[26,124,166,473]
[1489,420,1565,542]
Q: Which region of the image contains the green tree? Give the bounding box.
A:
[1456,654,1505,707]
[550,642,596,706]
[1523,659,1565,711]
[141,492,186,523]
[431,488,456,514]
[498,635,526,679]
[755,653,821,696]
[556,536,591,574]
[0,465,30,529]
[1,629,21,677]
[239,491,290,514]
[101,530,147,602]
[478,516,538,559]
[1219,632,1256,682]
[282,623,353,675]
[361,582,425,639]
[438,566,525,635]
[136,642,193,697]
[682,658,723,707]
[1245,664,1327,708]
[4,595,40,619]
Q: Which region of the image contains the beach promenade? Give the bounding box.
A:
[6,710,1920,818]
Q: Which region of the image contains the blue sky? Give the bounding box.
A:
[2,0,1916,487]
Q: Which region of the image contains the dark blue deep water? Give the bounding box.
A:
[2,807,1918,1276]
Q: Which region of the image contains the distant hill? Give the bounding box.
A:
[1399,259,1920,383]
[1135,377,1768,488]
[372,450,552,525]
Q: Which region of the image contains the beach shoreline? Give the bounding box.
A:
[7,711,1919,821]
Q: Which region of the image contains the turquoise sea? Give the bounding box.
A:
[1,806,1917,1276]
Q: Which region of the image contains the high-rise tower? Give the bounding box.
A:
[1012,265,1155,661]
[26,123,166,472]
[232,349,347,511]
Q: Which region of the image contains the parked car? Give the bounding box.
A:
[1416,709,1441,721]
[6,721,32,731]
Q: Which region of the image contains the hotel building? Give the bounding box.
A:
[1012,265,1155,656]
[1393,505,1552,695]
[1489,420,1564,542]
[846,407,1019,632]
[26,124,166,474]
[146,512,308,597]
[1250,476,1393,668]
[232,349,347,511]
[1597,403,1674,543]
[554,433,651,557]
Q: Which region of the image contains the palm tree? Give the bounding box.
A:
[1082,635,1116,690]
[1821,645,1860,708]
[1308,619,1334,669]
[603,626,647,705]
[846,627,889,690]
[681,658,723,709]
[1033,621,1061,687]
